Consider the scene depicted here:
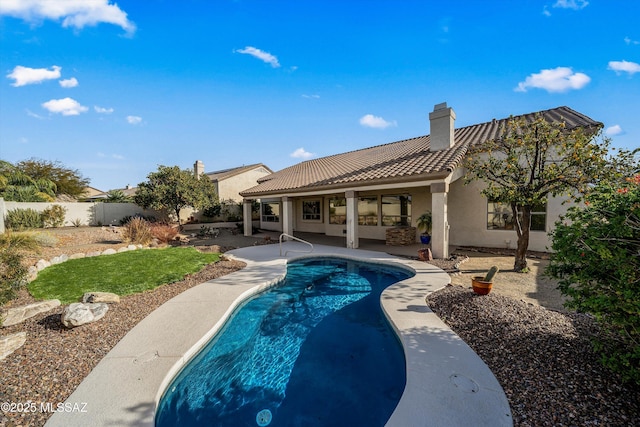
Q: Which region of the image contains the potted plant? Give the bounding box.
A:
[416,211,432,245]
[472,266,499,295]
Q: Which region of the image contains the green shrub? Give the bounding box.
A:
[548,174,640,385]
[42,204,66,228]
[122,217,153,245]
[0,249,28,307]
[5,208,43,230]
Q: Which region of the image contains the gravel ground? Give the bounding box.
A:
[427,285,640,426]
[2,227,639,426]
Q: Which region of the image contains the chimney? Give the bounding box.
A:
[429,102,456,151]
[194,160,204,179]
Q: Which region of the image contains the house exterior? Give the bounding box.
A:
[197,162,273,203]
[239,103,601,258]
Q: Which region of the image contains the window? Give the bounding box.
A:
[358,196,378,225]
[329,197,346,224]
[302,200,322,221]
[261,202,280,222]
[487,201,546,231]
[381,195,411,226]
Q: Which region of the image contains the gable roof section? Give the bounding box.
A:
[205,163,273,182]
[241,106,601,197]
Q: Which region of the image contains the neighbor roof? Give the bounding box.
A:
[205,163,273,182]
[240,106,601,197]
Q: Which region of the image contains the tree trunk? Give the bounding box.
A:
[512,204,531,272]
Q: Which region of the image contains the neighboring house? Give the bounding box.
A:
[85,185,137,201]
[239,103,601,259]
[196,162,273,203]
[81,186,105,199]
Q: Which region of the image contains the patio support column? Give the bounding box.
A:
[345,190,359,249]
[243,199,253,237]
[431,182,450,259]
[282,196,294,238]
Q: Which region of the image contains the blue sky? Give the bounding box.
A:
[1,0,638,191]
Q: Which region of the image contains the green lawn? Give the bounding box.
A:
[29,247,220,304]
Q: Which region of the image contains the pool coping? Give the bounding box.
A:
[45,243,512,427]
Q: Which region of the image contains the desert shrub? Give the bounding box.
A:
[71,218,83,227]
[31,231,58,248]
[150,223,179,244]
[548,174,640,385]
[121,217,153,245]
[42,204,66,228]
[0,232,37,309]
[202,204,222,218]
[119,214,156,226]
[5,208,43,230]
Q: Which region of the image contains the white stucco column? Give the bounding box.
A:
[345,191,359,249]
[431,182,449,259]
[243,199,253,237]
[0,198,5,233]
[282,197,294,238]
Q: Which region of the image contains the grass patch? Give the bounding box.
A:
[29,247,220,304]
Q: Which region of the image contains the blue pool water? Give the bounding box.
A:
[155,257,414,427]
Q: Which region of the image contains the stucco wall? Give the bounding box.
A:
[1,201,158,228]
[218,167,272,202]
[448,179,571,252]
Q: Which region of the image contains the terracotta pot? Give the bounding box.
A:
[418,248,432,261]
[472,276,493,295]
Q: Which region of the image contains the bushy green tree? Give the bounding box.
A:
[547,173,640,384]
[464,114,610,271]
[0,160,56,202]
[134,165,218,227]
[16,158,90,198]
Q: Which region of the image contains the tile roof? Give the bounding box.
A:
[205,163,272,182]
[240,106,601,197]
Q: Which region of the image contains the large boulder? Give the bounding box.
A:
[61,303,109,328]
[0,332,27,360]
[82,292,120,304]
[2,300,61,327]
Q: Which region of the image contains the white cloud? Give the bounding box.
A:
[515,67,590,93]
[94,105,114,114]
[26,109,45,119]
[126,115,142,124]
[553,0,589,10]
[359,114,397,129]
[290,147,315,159]
[606,125,624,136]
[59,77,78,88]
[235,46,280,68]
[0,0,136,34]
[624,36,640,45]
[608,60,640,75]
[302,94,320,99]
[7,65,61,86]
[41,97,88,115]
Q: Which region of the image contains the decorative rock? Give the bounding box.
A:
[101,248,117,256]
[117,246,130,253]
[50,254,69,265]
[27,266,38,282]
[86,251,102,257]
[82,292,120,304]
[0,332,27,361]
[127,244,138,251]
[61,303,109,328]
[2,300,61,327]
[69,253,86,260]
[35,259,51,271]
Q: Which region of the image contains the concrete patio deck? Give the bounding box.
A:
[45,242,512,427]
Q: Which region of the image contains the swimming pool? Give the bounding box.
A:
[155,257,414,427]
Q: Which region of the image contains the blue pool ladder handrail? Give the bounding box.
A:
[279,233,314,257]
